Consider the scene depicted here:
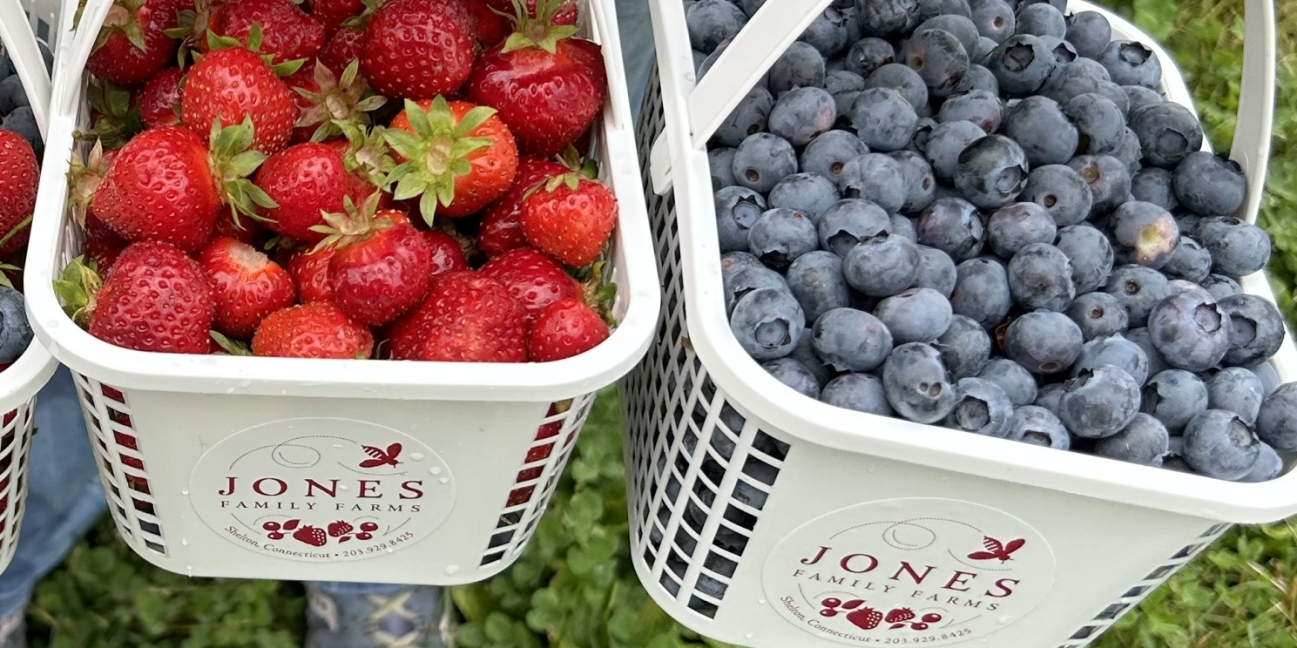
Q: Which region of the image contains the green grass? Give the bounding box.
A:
[24,0,1297,646]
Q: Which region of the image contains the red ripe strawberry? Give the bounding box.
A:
[473,0,577,48]
[84,242,215,354]
[528,297,608,361]
[319,196,434,325]
[385,98,518,223]
[252,301,373,358]
[360,0,475,100]
[86,214,129,276]
[136,67,184,128]
[465,1,605,157]
[0,131,38,258]
[319,24,364,72]
[255,142,364,242]
[478,156,567,257]
[519,173,617,267]
[310,0,363,35]
[287,245,336,303]
[480,247,578,321]
[388,271,527,362]
[181,46,297,154]
[86,0,182,86]
[291,524,329,546]
[423,231,469,277]
[199,236,297,338]
[287,60,387,144]
[213,208,265,244]
[209,0,325,65]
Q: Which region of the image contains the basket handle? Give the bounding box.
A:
[1232,0,1275,225]
[0,0,52,140]
[50,0,115,118]
[648,0,835,193]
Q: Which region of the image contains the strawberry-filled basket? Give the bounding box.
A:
[25,0,657,584]
[0,0,63,575]
[624,0,1291,645]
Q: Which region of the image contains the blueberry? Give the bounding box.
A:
[1148,290,1232,372]
[957,63,1000,94]
[987,202,1056,257]
[937,89,1002,133]
[1021,165,1092,228]
[892,214,919,242]
[709,148,738,189]
[748,208,819,272]
[1161,436,1194,473]
[844,37,897,78]
[1175,211,1202,238]
[972,359,1034,407]
[1094,413,1169,466]
[1237,442,1284,482]
[769,173,842,221]
[1015,3,1065,38]
[0,107,40,157]
[0,287,32,364]
[936,314,992,377]
[1168,279,1213,300]
[787,251,851,323]
[737,0,765,16]
[812,308,894,372]
[925,120,986,181]
[800,7,851,57]
[1103,266,1167,328]
[1062,93,1124,156]
[1161,237,1212,283]
[1072,334,1150,385]
[801,131,870,184]
[763,357,822,399]
[715,86,774,147]
[1217,293,1286,367]
[1110,129,1143,178]
[986,34,1055,96]
[826,71,868,122]
[1059,365,1142,438]
[951,257,1012,328]
[0,75,29,116]
[1182,409,1261,479]
[1123,85,1163,113]
[1038,35,1077,64]
[912,245,958,296]
[1130,167,1179,212]
[1061,12,1109,59]
[731,287,805,360]
[1066,292,1129,341]
[817,199,892,256]
[856,0,921,38]
[864,63,930,111]
[821,373,895,415]
[722,254,789,315]
[733,133,798,194]
[919,0,972,21]
[769,87,837,146]
[791,327,834,387]
[697,41,731,79]
[1141,369,1208,434]
[1128,103,1203,169]
[916,15,981,60]
[955,135,1029,209]
[1125,326,1170,377]
[874,287,954,343]
[1252,361,1281,397]
[770,42,827,95]
[844,232,922,296]
[1195,217,1272,278]
[839,153,908,213]
[901,29,971,95]
[1107,201,1179,269]
[715,186,768,252]
[1004,310,1083,373]
[943,377,1014,436]
[1201,274,1243,301]
[971,0,1015,43]
[1098,40,1162,88]
[1000,97,1077,167]
[1007,243,1075,311]
[1007,405,1069,448]
[1034,382,1066,415]
[687,0,748,52]
[880,151,936,216]
[917,197,985,261]
[851,88,919,152]
[1257,383,1297,451]
[1173,152,1247,217]
[1207,366,1264,426]
[909,117,940,153]
[883,342,959,423]
[1038,60,1108,106]
[0,52,11,78]
[1067,154,1131,216]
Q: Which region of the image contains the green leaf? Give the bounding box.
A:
[382,129,425,160]
[452,106,498,137]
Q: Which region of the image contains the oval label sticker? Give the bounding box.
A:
[189,418,455,562]
[762,498,1055,646]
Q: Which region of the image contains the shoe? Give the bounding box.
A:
[304,583,453,648]
[0,609,25,648]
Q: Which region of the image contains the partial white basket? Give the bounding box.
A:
[25,0,658,584]
[0,0,63,575]
[623,0,1286,646]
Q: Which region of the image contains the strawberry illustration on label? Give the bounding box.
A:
[885,608,916,624]
[327,521,354,537]
[846,607,882,630]
[360,443,403,468]
[293,525,328,547]
[967,536,1026,562]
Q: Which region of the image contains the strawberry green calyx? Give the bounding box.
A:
[208,118,279,226]
[95,0,150,52]
[205,25,306,76]
[165,0,217,67]
[309,192,393,251]
[501,0,579,55]
[67,140,110,229]
[210,331,252,355]
[337,122,394,188]
[339,0,383,31]
[383,97,498,226]
[52,257,104,329]
[0,263,21,290]
[83,80,144,149]
[298,61,388,143]
[581,259,618,326]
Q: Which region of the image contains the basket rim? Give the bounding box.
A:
[648,0,1297,524]
[23,0,661,403]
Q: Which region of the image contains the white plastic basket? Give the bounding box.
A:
[623,0,1287,646]
[0,0,64,575]
[24,0,658,584]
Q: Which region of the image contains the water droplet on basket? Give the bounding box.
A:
[186,566,193,576]
[180,490,189,496]
[410,452,424,461]
[745,634,754,640]
[430,467,442,475]
[333,444,344,449]
[181,538,188,546]
[445,565,459,575]
[998,616,1011,625]
[439,477,449,484]
[386,547,393,553]
[340,484,348,490]
[758,599,766,605]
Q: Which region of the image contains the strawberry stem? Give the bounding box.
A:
[501,0,579,55]
[0,215,33,252]
[382,97,497,226]
[309,192,393,252]
[52,257,103,329]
